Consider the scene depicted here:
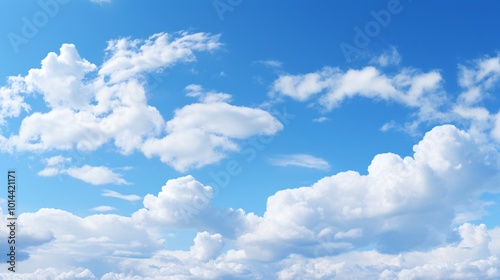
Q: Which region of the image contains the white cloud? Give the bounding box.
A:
[237,125,499,260]
[91,206,116,212]
[0,76,30,124]
[45,155,71,166]
[312,116,328,123]
[37,156,129,186]
[0,208,163,276]
[102,190,141,202]
[256,59,283,68]
[142,102,283,172]
[268,154,330,170]
[132,175,258,238]
[190,231,225,261]
[271,66,443,114]
[99,32,221,84]
[271,67,336,101]
[38,155,72,177]
[65,165,130,185]
[1,34,284,172]
[3,127,500,278]
[2,32,220,155]
[24,43,97,110]
[0,267,98,279]
[37,167,60,177]
[276,224,500,279]
[370,46,401,67]
[91,0,111,3]
[185,84,232,103]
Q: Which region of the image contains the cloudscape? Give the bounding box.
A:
[1,1,500,279]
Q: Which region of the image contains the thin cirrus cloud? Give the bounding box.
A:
[38,158,130,186]
[102,190,141,202]
[65,165,130,185]
[91,206,116,212]
[268,154,330,170]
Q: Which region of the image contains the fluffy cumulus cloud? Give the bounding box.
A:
[132,175,258,237]
[3,124,500,279]
[142,101,283,172]
[3,34,500,279]
[236,125,499,260]
[0,32,283,172]
[276,223,500,279]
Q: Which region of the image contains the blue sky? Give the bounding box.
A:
[1,0,500,279]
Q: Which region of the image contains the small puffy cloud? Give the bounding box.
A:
[45,155,71,166]
[37,167,60,177]
[190,231,225,261]
[102,190,141,202]
[276,224,500,279]
[65,165,130,185]
[370,46,401,67]
[91,206,116,212]
[24,44,97,110]
[271,67,336,101]
[142,102,283,172]
[38,155,72,176]
[0,34,284,173]
[493,112,500,141]
[255,59,283,68]
[268,154,330,170]
[0,76,30,124]
[185,84,232,103]
[312,116,328,123]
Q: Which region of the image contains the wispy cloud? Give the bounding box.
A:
[313,116,329,123]
[66,165,130,185]
[268,154,330,170]
[91,206,116,212]
[102,190,141,202]
[255,59,283,68]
